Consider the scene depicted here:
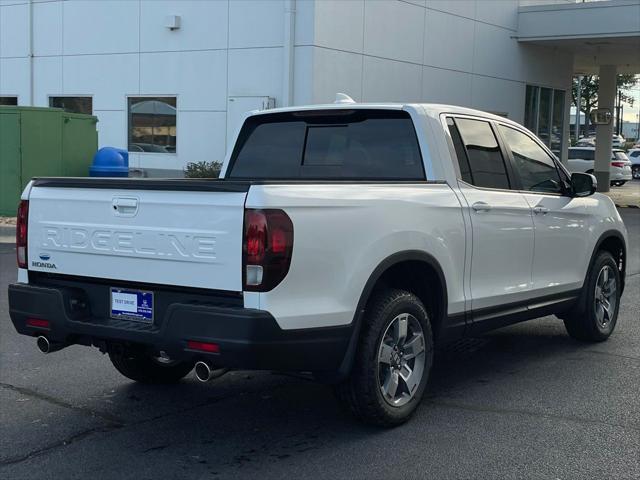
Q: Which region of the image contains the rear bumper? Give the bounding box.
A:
[611,168,632,181]
[8,281,351,373]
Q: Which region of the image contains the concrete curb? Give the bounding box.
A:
[0,225,16,236]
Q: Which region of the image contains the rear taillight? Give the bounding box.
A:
[16,200,28,269]
[611,161,625,168]
[26,318,50,329]
[242,209,293,292]
[186,340,220,353]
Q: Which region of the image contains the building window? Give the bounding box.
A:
[49,96,92,114]
[524,85,566,156]
[0,96,18,106]
[128,97,177,153]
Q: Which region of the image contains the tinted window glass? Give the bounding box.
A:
[304,126,349,166]
[128,97,177,153]
[454,118,510,189]
[0,96,18,106]
[499,125,563,194]
[230,120,306,178]
[446,118,473,184]
[229,110,424,180]
[629,151,640,158]
[50,96,92,114]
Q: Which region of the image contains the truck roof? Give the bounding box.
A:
[246,101,521,128]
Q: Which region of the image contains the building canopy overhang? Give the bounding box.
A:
[517,0,640,74]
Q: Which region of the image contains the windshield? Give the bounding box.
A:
[613,151,629,161]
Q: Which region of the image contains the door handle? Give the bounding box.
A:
[471,201,492,212]
[533,206,549,215]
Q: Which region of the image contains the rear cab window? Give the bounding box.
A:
[228,109,425,180]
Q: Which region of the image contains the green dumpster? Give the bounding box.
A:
[0,106,98,216]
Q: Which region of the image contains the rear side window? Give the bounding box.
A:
[448,117,510,189]
[228,110,424,180]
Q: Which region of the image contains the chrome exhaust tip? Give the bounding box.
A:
[36,336,66,354]
[194,361,212,382]
[194,361,228,382]
[36,336,51,354]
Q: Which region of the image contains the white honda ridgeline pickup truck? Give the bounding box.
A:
[9,100,628,426]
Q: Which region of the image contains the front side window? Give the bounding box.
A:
[229,109,424,180]
[49,96,92,115]
[499,125,563,194]
[128,97,177,153]
[449,117,510,189]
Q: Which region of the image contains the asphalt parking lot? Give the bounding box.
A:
[0,208,638,480]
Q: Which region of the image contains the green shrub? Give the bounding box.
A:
[184,161,222,178]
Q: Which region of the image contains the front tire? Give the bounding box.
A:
[109,348,194,384]
[335,289,434,427]
[632,166,640,179]
[563,251,621,342]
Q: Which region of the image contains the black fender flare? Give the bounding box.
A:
[585,229,627,295]
[333,250,448,381]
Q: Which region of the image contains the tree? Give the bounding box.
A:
[571,74,638,134]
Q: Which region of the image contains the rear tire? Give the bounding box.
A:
[109,348,194,384]
[335,289,434,427]
[562,251,620,342]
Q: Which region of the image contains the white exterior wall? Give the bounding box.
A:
[304,0,573,122]
[0,0,573,173]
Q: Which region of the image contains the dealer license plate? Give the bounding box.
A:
[110,288,154,323]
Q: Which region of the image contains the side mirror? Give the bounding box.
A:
[571,172,597,197]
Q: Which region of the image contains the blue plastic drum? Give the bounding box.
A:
[89,147,129,177]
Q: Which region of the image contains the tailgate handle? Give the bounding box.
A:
[112,197,138,216]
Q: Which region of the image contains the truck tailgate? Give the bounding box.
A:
[27,179,248,291]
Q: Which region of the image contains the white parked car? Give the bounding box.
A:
[612,134,625,148]
[567,147,633,186]
[576,135,596,147]
[627,149,640,179]
[9,100,628,426]
[575,134,625,149]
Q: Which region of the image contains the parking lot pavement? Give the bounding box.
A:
[0,211,638,480]
[606,179,640,208]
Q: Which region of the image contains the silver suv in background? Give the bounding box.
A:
[567,147,633,186]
